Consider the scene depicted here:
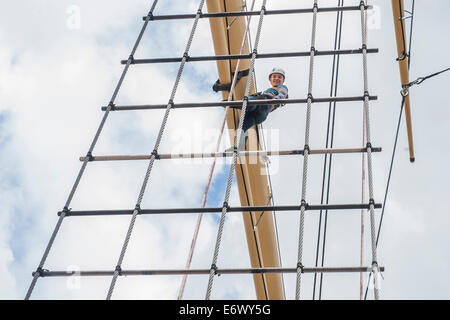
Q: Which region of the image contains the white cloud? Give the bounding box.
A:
[2,0,450,301]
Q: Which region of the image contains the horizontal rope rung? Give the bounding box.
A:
[101,95,378,111]
[143,5,372,21]
[59,203,382,217]
[79,147,382,162]
[35,265,384,277]
[121,48,378,64]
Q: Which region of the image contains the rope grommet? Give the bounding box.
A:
[61,206,72,217]
[134,204,142,214]
[115,265,122,276]
[400,87,409,97]
[107,102,116,111]
[300,199,307,209]
[303,144,310,154]
[151,149,160,160]
[222,201,230,210]
[210,263,218,275]
[33,267,43,277]
[33,267,49,277]
[396,51,409,61]
[85,151,93,162]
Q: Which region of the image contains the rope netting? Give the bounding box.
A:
[26,0,382,301]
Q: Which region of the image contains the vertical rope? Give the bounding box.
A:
[106,0,206,300]
[313,0,344,300]
[177,0,257,300]
[360,1,368,299]
[24,0,160,300]
[365,0,415,298]
[205,0,267,300]
[359,0,380,300]
[295,0,318,300]
[360,91,367,300]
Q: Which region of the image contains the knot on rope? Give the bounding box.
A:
[151,149,160,160]
[33,267,49,278]
[115,265,122,276]
[107,101,116,111]
[134,204,142,214]
[210,263,218,275]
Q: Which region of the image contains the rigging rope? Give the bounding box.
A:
[359,0,370,301]
[312,0,344,300]
[362,0,413,299]
[24,0,160,300]
[362,0,416,300]
[205,0,268,300]
[407,0,415,70]
[257,120,286,297]
[397,0,409,62]
[177,0,257,300]
[223,0,273,299]
[364,1,450,299]
[402,67,450,93]
[295,0,318,300]
[106,0,206,300]
[360,0,381,300]
[363,95,405,300]
[360,102,367,300]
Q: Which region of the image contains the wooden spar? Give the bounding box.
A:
[206,0,285,300]
[391,0,415,162]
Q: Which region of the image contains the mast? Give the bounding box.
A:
[206,0,285,300]
[391,0,415,162]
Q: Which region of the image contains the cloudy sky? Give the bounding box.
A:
[1,0,449,300]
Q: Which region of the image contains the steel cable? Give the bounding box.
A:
[364,0,417,298]
[177,0,258,300]
[313,0,344,300]
[24,0,160,300]
[295,0,318,300]
[106,0,206,300]
[359,0,380,300]
[205,0,267,300]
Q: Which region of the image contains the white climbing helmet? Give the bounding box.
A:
[269,67,285,79]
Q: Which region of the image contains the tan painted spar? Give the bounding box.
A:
[391,0,415,162]
[206,0,285,300]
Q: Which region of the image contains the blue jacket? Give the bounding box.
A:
[263,84,289,111]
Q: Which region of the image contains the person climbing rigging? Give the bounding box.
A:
[236,67,289,149]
